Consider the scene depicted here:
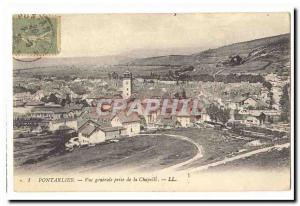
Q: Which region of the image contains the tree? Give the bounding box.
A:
[139,116,147,127]
[175,120,181,128]
[60,99,66,107]
[218,108,231,124]
[66,94,72,104]
[280,84,290,122]
[80,99,89,107]
[263,81,272,90]
[207,104,230,124]
[269,91,274,109]
[40,95,48,103]
[257,112,266,125]
[48,93,59,104]
[207,104,219,122]
[181,88,187,99]
[174,92,180,99]
[112,72,118,80]
[267,116,274,124]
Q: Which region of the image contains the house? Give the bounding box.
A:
[111,112,141,136]
[33,90,45,101]
[78,120,104,144]
[143,110,160,126]
[78,120,123,144]
[100,126,125,140]
[240,97,258,108]
[31,125,43,133]
[238,108,250,115]
[176,114,191,128]
[140,101,160,126]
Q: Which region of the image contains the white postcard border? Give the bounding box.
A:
[1,0,296,201]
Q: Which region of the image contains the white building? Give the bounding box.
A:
[78,120,123,144]
[111,112,141,136]
[240,97,258,108]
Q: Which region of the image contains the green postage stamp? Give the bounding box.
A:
[13,14,60,56]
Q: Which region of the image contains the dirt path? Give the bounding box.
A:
[139,133,203,171]
[187,142,290,173]
[213,68,226,77]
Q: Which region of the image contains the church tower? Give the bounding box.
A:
[122,71,132,99]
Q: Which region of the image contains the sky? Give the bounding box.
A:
[59,13,290,57]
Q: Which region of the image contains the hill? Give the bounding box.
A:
[126,33,291,76]
[13,33,290,79]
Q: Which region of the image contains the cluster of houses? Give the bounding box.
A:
[13,71,286,146]
[14,71,210,145]
[14,103,83,132]
[223,94,282,127]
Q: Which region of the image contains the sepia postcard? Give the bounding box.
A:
[11,13,293,195]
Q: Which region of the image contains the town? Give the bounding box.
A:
[13,65,290,169]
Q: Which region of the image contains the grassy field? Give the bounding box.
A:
[14,132,71,167]
[15,134,198,175]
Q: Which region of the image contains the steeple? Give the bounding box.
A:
[122,71,132,99]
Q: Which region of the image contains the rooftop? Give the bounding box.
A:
[78,120,99,137]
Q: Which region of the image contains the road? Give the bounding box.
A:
[213,68,226,77]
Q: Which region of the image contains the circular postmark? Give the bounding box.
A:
[13,14,59,61]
